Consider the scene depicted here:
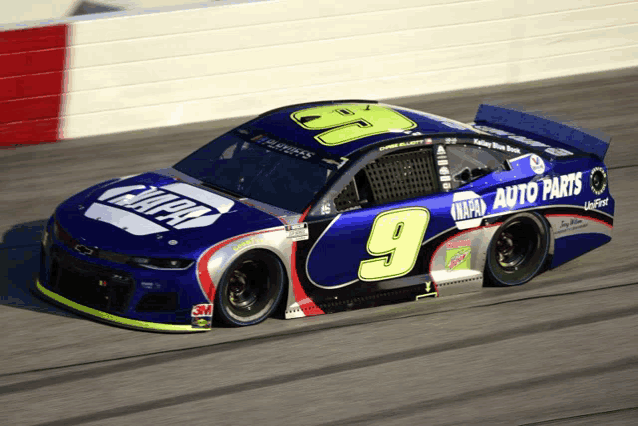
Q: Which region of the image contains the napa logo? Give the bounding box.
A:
[84,183,235,236]
[450,191,487,230]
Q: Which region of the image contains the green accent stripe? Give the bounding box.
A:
[36,279,208,332]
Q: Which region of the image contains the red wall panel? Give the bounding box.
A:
[0,72,65,102]
[0,119,60,145]
[0,24,67,147]
[0,95,62,124]
[0,25,67,55]
[0,48,66,78]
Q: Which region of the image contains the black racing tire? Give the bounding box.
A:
[215,250,285,327]
[485,212,550,287]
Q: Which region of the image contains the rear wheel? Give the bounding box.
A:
[215,250,285,326]
[485,213,550,286]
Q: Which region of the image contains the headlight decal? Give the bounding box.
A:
[131,257,194,270]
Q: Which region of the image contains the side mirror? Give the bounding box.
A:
[454,168,471,182]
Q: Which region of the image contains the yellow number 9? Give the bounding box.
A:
[291,104,416,146]
[358,207,430,281]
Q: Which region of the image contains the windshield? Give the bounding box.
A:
[174,132,334,212]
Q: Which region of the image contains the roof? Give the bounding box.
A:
[245,100,478,158]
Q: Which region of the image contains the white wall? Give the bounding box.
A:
[60,0,638,139]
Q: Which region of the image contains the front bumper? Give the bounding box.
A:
[34,278,207,333]
[37,219,212,333]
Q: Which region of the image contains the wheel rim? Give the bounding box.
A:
[494,221,535,272]
[224,259,273,318]
[228,269,258,309]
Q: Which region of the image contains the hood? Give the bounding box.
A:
[55,172,284,257]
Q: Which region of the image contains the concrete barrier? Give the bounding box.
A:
[1,0,637,145]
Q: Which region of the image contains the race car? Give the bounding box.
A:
[35,100,614,332]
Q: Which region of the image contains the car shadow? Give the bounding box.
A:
[1,220,288,327]
[0,220,79,319]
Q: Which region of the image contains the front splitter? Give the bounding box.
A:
[33,278,209,333]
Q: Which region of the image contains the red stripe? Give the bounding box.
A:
[0,25,67,146]
[290,207,324,316]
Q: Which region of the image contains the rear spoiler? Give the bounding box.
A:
[474,104,611,161]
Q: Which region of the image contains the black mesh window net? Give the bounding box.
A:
[362,148,437,205]
[334,179,360,211]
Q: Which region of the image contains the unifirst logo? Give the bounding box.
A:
[494,172,582,209]
[584,197,609,211]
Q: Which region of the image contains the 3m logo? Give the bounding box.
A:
[191,304,213,317]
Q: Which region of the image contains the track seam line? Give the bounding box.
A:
[0,283,638,382]
[316,358,638,426]
[32,355,638,425]
[2,280,636,379]
[518,405,638,425]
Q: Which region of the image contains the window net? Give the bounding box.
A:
[363,148,437,205]
[334,179,359,211]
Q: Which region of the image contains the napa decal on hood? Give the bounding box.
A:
[84,183,235,236]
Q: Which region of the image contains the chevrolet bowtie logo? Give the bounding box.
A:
[74,244,94,255]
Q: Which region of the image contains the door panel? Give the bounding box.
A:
[306,205,433,288]
[300,192,457,292]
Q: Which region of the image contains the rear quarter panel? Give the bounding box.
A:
[467,153,614,271]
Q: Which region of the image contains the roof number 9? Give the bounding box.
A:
[291,104,417,146]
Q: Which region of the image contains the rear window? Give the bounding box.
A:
[442,143,515,190]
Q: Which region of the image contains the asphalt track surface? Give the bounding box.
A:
[2,68,637,426]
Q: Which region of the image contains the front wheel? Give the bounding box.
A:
[215,250,285,326]
[485,213,550,286]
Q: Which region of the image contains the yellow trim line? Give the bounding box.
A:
[35,279,208,332]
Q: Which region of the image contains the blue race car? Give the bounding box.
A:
[36,101,614,332]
